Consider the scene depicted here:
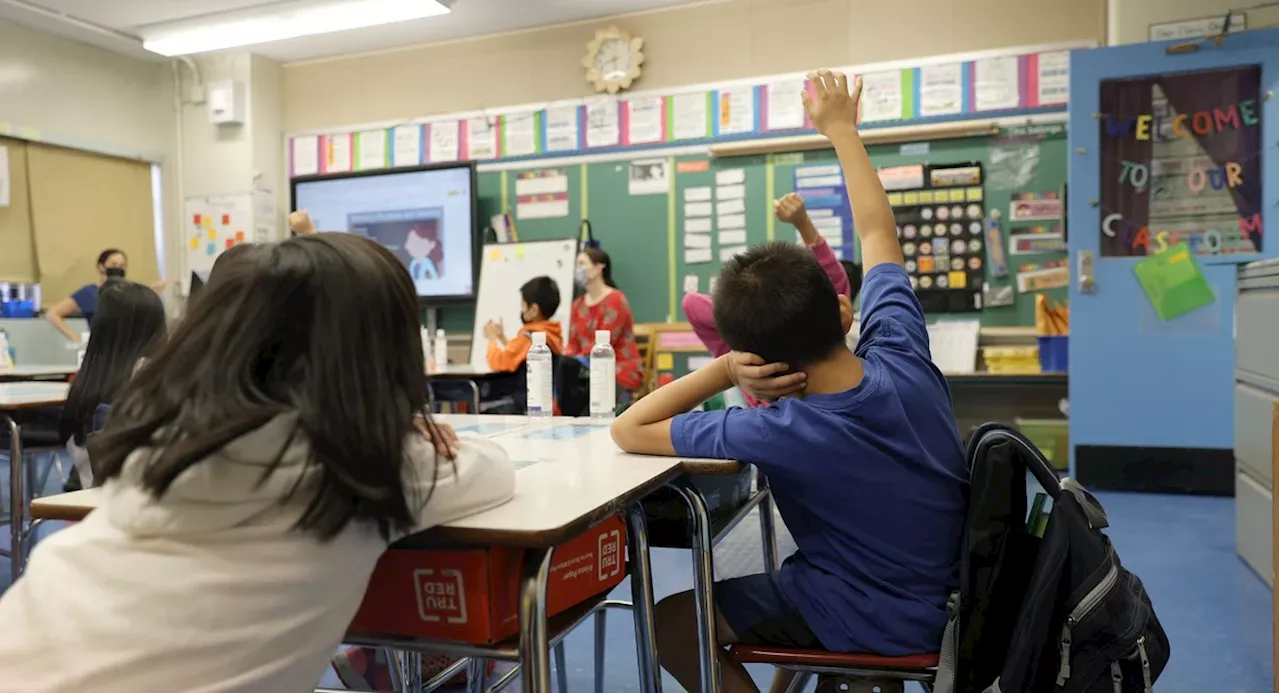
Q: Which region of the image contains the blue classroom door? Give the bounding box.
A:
[1067,30,1278,493]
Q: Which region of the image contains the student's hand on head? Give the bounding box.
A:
[288,211,317,235]
[774,193,809,225]
[724,351,807,402]
[802,70,862,138]
[414,415,459,460]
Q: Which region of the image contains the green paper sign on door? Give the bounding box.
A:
[1132,242,1216,320]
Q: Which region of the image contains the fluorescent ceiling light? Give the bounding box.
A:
[141,0,451,56]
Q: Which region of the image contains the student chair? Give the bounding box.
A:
[728,647,938,693]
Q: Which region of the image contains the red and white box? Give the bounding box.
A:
[349,515,627,644]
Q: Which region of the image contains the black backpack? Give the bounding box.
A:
[933,424,1170,693]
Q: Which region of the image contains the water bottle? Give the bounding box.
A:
[526,331,553,419]
[589,330,616,423]
[421,327,433,372]
[0,330,11,373]
[433,329,448,373]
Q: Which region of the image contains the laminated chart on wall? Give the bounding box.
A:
[183,193,253,292]
[794,165,853,259]
[887,164,985,313]
[1007,191,1066,256]
[515,169,569,220]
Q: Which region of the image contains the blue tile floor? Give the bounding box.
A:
[4,466,1273,692]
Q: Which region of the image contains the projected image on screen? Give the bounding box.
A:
[350,209,446,281]
[292,165,475,300]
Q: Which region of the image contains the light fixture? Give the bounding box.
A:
[140,0,452,57]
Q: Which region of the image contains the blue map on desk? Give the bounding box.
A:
[517,424,605,440]
[454,423,521,436]
[512,459,540,470]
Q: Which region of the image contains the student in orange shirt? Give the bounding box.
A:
[484,276,564,371]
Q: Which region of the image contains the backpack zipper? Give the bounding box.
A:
[1110,662,1124,693]
[1056,562,1120,687]
[1137,636,1153,693]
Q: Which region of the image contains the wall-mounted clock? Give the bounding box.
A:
[583,26,644,94]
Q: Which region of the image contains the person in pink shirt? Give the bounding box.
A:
[682,193,855,406]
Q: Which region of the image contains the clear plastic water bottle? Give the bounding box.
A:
[590,330,616,423]
[421,327,433,372]
[433,329,448,373]
[526,331,553,419]
[0,329,12,373]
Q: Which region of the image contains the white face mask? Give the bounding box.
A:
[574,267,589,288]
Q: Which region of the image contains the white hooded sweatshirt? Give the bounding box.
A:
[0,415,514,692]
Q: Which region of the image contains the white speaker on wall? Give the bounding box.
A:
[207,79,246,125]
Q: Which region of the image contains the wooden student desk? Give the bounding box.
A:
[1,381,70,584]
[28,415,759,693]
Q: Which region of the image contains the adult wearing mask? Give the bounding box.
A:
[564,246,643,393]
[45,249,168,344]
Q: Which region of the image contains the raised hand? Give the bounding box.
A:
[802,70,862,138]
[774,193,809,225]
[288,210,317,235]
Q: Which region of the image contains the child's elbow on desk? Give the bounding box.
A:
[610,414,677,457]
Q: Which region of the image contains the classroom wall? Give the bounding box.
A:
[282,0,1105,132]
[0,19,181,285]
[1107,0,1279,45]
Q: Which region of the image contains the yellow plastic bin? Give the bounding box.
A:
[1015,418,1070,471]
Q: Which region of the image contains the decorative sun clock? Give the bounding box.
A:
[583,26,644,94]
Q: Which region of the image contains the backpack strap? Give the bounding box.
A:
[932,590,961,693]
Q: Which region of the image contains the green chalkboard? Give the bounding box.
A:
[438,128,1069,335]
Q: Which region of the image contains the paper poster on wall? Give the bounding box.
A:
[356,130,388,170]
[627,97,666,145]
[1035,51,1070,105]
[715,168,745,186]
[974,56,1021,111]
[918,64,963,117]
[503,112,539,158]
[0,145,8,207]
[184,193,253,289]
[326,134,352,173]
[629,158,669,195]
[685,234,712,248]
[672,92,710,140]
[391,126,422,167]
[860,70,905,122]
[684,186,712,203]
[428,121,459,162]
[718,199,745,215]
[585,98,620,148]
[252,183,276,242]
[719,230,747,245]
[1010,193,1063,222]
[685,248,713,264]
[719,245,747,261]
[718,214,746,229]
[544,105,580,152]
[878,165,926,191]
[766,79,806,130]
[1015,259,1069,292]
[685,218,712,233]
[716,184,745,200]
[683,274,699,294]
[718,85,755,134]
[465,117,498,160]
[515,169,570,219]
[795,164,853,260]
[685,202,713,217]
[291,135,320,176]
[1009,230,1066,255]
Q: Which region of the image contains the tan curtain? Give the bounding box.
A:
[26,143,159,308]
[0,138,37,283]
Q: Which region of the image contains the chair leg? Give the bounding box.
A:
[553,641,568,693]
[785,671,813,693]
[593,609,607,693]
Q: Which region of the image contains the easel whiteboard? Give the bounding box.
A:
[468,238,578,371]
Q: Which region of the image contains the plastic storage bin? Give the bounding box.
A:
[1037,335,1068,372]
[1016,418,1069,471]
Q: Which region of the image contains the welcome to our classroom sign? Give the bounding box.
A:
[1096,66,1263,258]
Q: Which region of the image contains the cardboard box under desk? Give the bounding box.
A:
[349,515,627,645]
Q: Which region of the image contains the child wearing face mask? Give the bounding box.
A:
[484,276,563,372]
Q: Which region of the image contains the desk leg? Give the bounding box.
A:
[757,474,779,575]
[467,379,481,414]
[519,547,555,693]
[626,503,663,693]
[671,484,722,693]
[7,416,23,584]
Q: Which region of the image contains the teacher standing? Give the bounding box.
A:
[45,249,168,344]
[564,247,644,391]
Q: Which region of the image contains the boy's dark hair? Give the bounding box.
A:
[713,242,846,367]
[90,233,445,541]
[520,276,560,321]
[841,260,863,300]
[60,280,167,448]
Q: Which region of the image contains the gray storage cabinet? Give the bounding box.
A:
[1235,259,1277,587]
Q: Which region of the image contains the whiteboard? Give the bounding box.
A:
[468,238,578,371]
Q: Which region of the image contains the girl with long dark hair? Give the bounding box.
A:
[58,280,168,487]
[0,233,515,692]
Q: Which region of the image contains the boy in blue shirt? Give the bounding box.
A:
[612,70,966,693]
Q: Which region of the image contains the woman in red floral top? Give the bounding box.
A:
[565,247,644,391]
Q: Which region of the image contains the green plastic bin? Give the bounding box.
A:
[1015,418,1069,471]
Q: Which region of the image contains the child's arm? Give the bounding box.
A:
[486,330,532,372]
[682,293,731,358]
[802,72,903,273]
[775,193,851,297]
[401,433,515,535]
[611,356,735,455]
